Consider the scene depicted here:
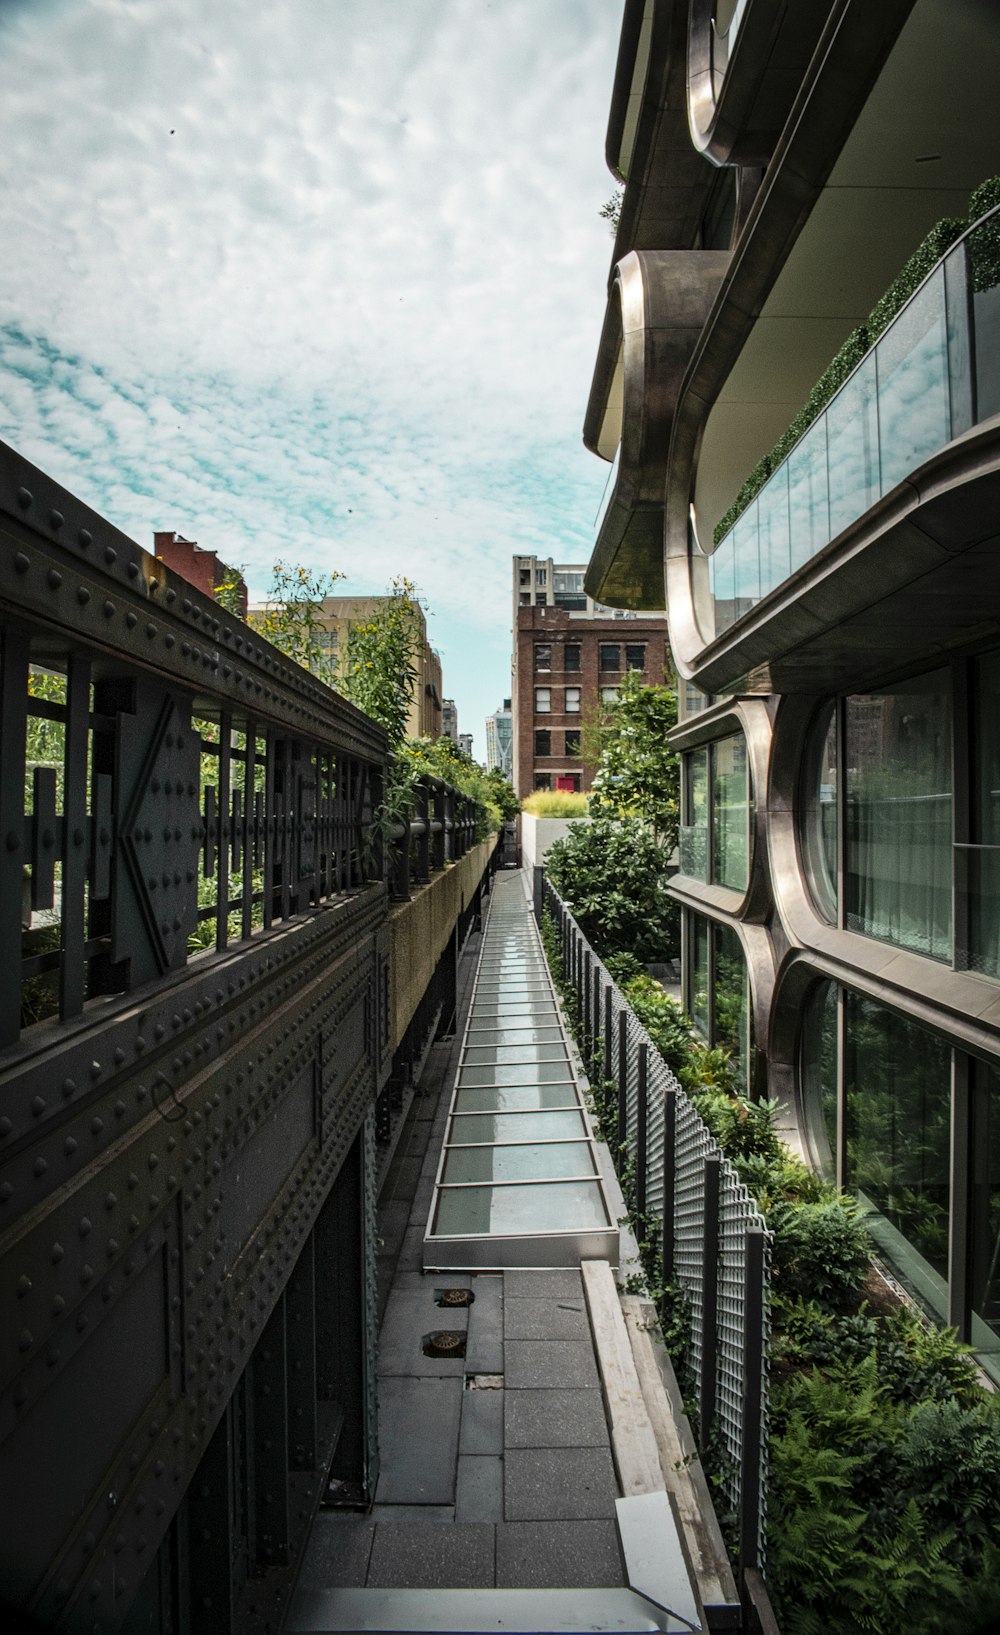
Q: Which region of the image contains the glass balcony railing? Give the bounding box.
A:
[709,207,1000,635]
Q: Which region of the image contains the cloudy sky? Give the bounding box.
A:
[0,0,624,756]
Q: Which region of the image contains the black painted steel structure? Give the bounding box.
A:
[0,439,488,1634]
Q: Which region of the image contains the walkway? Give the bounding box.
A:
[289,871,722,1634]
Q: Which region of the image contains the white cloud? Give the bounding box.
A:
[0,0,624,753]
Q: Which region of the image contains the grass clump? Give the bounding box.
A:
[521,789,589,817]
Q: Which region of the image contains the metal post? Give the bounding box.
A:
[700,1153,721,1447]
[533,864,543,924]
[592,965,601,1068]
[662,1087,677,1279]
[603,986,613,1084]
[582,950,592,1047]
[636,1042,649,1216]
[739,1225,767,1579]
[617,1011,628,1154]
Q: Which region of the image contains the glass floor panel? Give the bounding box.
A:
[465,1027,565,1045]
[441,1142,597,1184]
[453,1084,580,1113]
[424,871,618,1270]
[458,1061,574,1087]
[432,1181,610,1238]
[448,1109,588,1144]
[462,1042,568,1066]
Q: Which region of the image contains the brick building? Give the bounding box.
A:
[511,573,669,797]
[154,531,248,616]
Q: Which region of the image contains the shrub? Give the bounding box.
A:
[545,815,676,961]
[618,972,695,1074]
[769,1194,872,1310]
[521,789,589,816]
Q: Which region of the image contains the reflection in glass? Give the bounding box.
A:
[801,702,838,922]
[826,350,879,538]
[466,1026,565,1046]
[757,465,790,591]
[433,1180,610,1237]
[712,734,749,890]
[876,269,950,493]
[458,1061,574,1087]
[690,915,710,1040]
[450,1110,587,1144]
[462,1043,567,1066]
[970,1062,1000,1347]
[971,218,1000,421]
[713,921,749,1092]
[967,648,1000,977]
[799,980,838,1183]
[441,1142,596,1184]
[845,993,951,1280]
[680,747,709,880]
[845,670,952,961]
[787,417,830,570]
[453,1085,579,1113]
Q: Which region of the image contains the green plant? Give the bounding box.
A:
[521,789,589,816]
[769,1194,872,1310]
[545,816,676,961]
[618,973,696,1075]
[587,669,680,848]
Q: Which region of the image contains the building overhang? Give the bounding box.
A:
[687,0,832,167]
[686,420,1000,696]
[583,250,730,611]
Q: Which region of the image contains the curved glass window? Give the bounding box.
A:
[800,704,838,922]
[845,993,951,1282]
[799,979,838,1184]
[685,911,751,1093]
[680,732,751,890]
[845,671,952,960]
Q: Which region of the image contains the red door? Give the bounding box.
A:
[555,775,576,792]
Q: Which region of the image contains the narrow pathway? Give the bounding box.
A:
[288,871,703,1634]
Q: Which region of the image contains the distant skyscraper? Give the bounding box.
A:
[442,699,459,743]
[485,699,513,780]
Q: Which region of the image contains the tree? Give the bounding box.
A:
[588,668,680,849]
[483,767,519,823]
[338,578,421,751]
[246,561,344,686]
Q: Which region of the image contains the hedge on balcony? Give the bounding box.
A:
[712,175,1000,546]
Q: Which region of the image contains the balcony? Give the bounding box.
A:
[689,206,1000,695]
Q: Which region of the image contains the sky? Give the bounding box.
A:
[0,0,625,759]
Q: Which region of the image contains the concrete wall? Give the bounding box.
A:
[520,812,590,873]
[388,836,496,1052]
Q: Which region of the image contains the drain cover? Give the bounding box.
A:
[435,1287,474,1308]
[422,1329,467,1359]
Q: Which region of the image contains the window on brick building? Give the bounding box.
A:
[536,568,548,587]
[535,687,551,714]
[534,773,551,790]
[565,729,581,754]
[600,644,620,672]
[625,644,646,671]
[564,644,581,672]
[535,644,551,671]
[601,686,618,705]
[565,687,581,714]
[535,729,551,757]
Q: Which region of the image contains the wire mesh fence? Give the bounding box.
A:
[540,875,771,1575]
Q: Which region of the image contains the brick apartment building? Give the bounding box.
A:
[510,556,668,798]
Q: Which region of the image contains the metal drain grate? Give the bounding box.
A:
[421,1329,467,1359]
[435,1287,474,1308]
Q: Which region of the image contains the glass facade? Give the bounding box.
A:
[800,656,1000,975]
[686,911,750,1093]
[709,216,1000,634]
[798,982,1000,1360]
[680,732,750,890]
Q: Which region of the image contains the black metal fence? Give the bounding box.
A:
[387,773,480,901]
[540,874,771,1580]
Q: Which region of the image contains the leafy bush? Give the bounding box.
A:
[603,949,646,985]
[545,816,676,961]
[617,971,695,1074]
[769,1195,872,1310]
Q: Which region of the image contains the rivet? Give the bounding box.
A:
[18,1328,33,1352]
[16,486,32,509]
[63,1078,76,1098]
[34,1156,47,1177]
[14,551,29,573]
[64,1136,78,1157]
[79,528,92,547]
[31,1095,45,1116]
[103,599,115,618]
[47,569,62,590]
[49,509,64,530]
[79,1216,92,1236]
[77,586,90,606]
[0,1118,10,1137]
[51,1241,64,1263]
[127,560,140,578]
[126,610,137,629]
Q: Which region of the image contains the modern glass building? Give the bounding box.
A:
[581,0,1000,1375]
